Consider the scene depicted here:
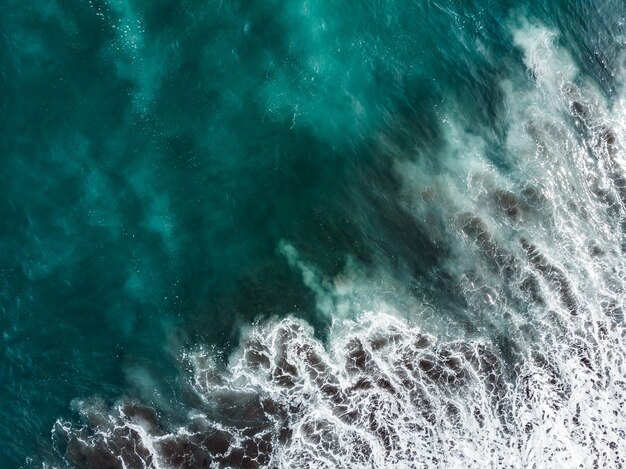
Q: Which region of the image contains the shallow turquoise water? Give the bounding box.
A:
[1,1,626,467]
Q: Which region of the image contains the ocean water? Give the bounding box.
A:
[1,0,626,467]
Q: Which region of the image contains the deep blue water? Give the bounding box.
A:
[1,1,626,467]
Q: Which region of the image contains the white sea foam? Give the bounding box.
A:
[54,23,626,469]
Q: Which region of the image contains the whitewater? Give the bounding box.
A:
[47,21,626,469]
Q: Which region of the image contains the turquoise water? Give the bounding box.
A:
[1,1,626,467]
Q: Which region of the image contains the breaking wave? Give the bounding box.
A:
[51,23,626,469]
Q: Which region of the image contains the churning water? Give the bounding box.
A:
[1,1,626,468]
